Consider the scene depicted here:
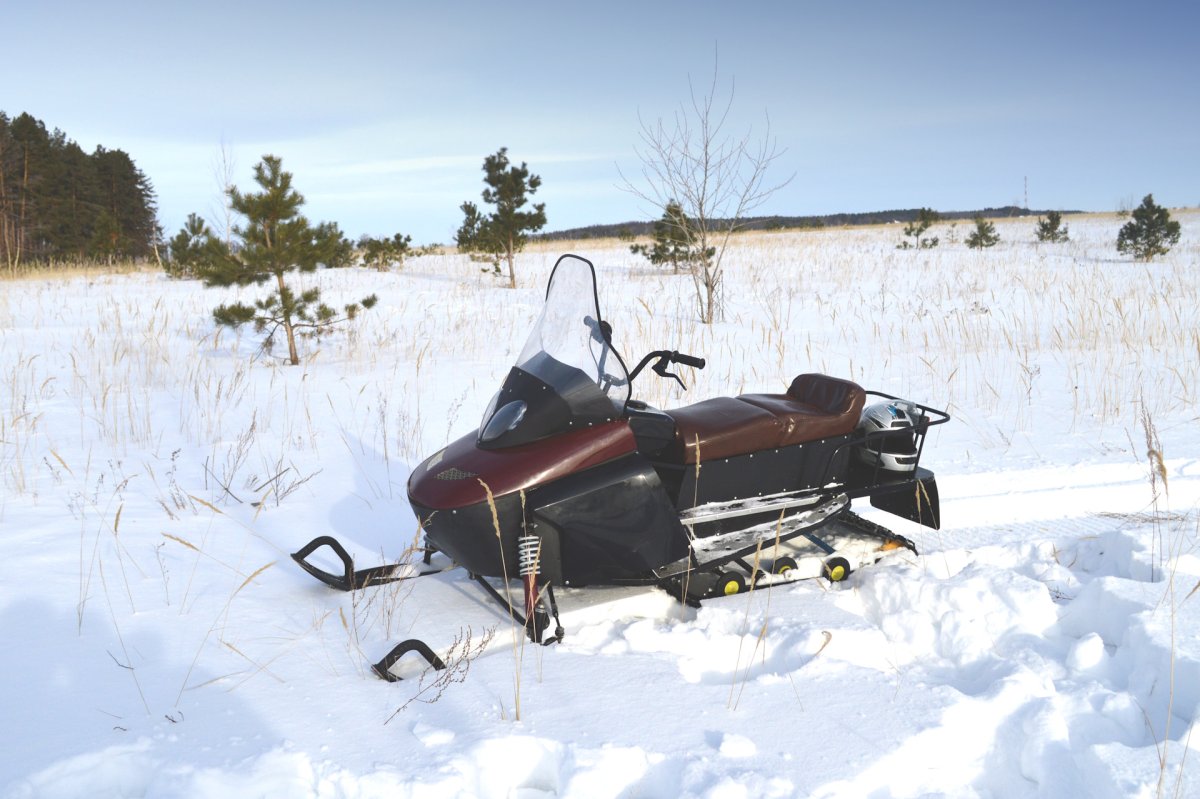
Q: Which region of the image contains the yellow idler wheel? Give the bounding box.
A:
[717,571,747,596]
[822,556,852,583]
[772,556,798,575]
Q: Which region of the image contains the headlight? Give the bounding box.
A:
[479,400,527,443]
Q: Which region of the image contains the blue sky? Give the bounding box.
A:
[10,1,1199,244]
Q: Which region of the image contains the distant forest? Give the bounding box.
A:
[539,206,1082,241]
[1,111,159,267]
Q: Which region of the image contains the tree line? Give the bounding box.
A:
[540,206,1077,242]
[0,112,159,268]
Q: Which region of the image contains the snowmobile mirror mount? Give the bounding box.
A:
[583,315,612,345]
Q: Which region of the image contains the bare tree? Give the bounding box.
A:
[208,138,237,249]
[621,57,791,323]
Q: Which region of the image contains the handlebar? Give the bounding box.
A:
[628,349,707,390]
[672,352,706,369]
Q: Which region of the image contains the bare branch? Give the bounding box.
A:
[620,57,793,323]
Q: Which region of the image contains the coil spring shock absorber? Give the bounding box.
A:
[517,532,543,641]
[517,533,540,577]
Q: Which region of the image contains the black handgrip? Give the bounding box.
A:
[672,352,706,369]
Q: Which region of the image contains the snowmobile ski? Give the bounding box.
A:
[290,535,448,592]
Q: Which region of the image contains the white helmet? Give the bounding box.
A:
[856,401,921,472]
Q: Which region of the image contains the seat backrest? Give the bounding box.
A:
[788,373,865,418]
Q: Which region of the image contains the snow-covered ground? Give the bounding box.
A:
[2,213,1198,798]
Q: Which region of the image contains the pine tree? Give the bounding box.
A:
[455,148,546,288]
[0,113,15,269]
[167,213,221,278]
[91,146,158,260]
[966,215,1000,249]
[1034,210,1069,243]
[897,208,940,249]
[4,113,52,265]
[52,141,98,257]
[89,210,126,263]
[171,155,376,365]
[629,201,713,273]
[1116,194,1181,262]
[358,232,413,271]
[455,200,503,272]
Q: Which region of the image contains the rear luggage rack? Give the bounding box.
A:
[833,390,950,491]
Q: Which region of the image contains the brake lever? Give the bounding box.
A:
[653,358,687,391]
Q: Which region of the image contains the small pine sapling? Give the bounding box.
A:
[966,215,1000,249]
[170,155,376,365]
[1034,210,1069,243]
[897,208,940,249]
[455,148,546,288]
[629,200,714,273]
[1117,194,1181,262]
[359,233,413,271]
[167,213,221,278]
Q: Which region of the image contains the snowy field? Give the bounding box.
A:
[2,213,1199,798]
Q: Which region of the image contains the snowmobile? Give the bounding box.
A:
[293,254,948,678]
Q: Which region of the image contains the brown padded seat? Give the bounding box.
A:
[665,374,865,463]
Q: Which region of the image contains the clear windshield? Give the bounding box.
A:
[517,255,630,409]
[477,255,630,449]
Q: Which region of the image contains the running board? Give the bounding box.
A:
[658,493,850,579]
[679,486,832,527]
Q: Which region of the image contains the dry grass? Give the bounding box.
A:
[3,213,1196,515]
[1,259,157,282]
[4,214,1197,497]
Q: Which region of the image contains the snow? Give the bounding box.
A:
[2,213,1199,798]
